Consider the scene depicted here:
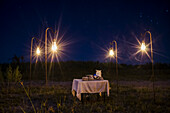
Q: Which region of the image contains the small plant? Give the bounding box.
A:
[48,106,55,113]
[106,103,112,113]
[19,106,26,113]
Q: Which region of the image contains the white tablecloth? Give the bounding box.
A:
[72,79,110,100]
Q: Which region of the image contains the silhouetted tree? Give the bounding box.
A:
[12,55,20,65]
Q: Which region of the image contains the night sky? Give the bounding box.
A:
[0,0,170,64]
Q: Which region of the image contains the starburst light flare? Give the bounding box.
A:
[52,41,57,52]
[141,42,146,51]
[109,49,114,57]
[36,47,41,55]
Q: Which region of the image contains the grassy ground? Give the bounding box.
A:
[0,81,170,113]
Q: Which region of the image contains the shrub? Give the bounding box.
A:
[13,66,22,82]
[6,65,13,82]
[0,67,4,85]
[6,65,22,83]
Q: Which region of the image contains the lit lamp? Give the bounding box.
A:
[36,47,41,55]
[141,41,146,51]
[109,40,118,95]
[109,49,114,57]
[52,39,57,52]
[140,31,155,102]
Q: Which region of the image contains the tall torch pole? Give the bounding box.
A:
[110,40,118,95]
[30,37,34,89]
[45,28,50,85]
[114,41,118,95]
[142,31,155,102]
[145,31,155,102]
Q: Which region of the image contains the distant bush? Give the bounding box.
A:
[0,67,4,84]
[1,61,170,81]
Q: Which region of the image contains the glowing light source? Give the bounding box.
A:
[52,41,57,52]
[141,42,146,51]
[36,47,40,55]
[109,49,114,57]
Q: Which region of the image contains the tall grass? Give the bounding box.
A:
[20,81,36,113]
[0,82,169,113]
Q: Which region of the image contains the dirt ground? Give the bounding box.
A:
[21,80,170,88]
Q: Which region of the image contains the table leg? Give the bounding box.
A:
[81,93,84,104]
[104,92,105,103]
[75,91,77,97]
[97,93,99,101]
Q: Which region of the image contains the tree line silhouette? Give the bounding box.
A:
[0,55,170,82]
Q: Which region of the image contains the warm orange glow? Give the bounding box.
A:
[109,49,114,57]
[141,42,146,51]
[36,47,40,55]
[52,41,57,52]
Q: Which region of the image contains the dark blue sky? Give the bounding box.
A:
[0,0,170,63]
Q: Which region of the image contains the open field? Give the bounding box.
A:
[1,62,170,81]
[0,80,170,113]
[0,62,170,112]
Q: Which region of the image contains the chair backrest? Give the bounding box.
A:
[96,70,102,77]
